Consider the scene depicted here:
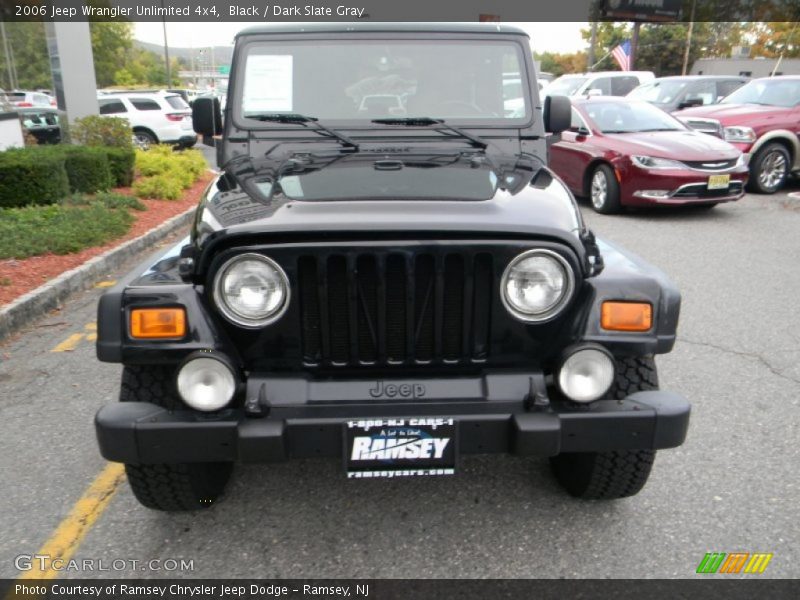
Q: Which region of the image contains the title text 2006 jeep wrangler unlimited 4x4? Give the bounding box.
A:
[95,24,690,511]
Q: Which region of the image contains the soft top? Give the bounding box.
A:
[235,22,529,38]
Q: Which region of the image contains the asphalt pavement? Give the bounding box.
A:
[1,181,798,579]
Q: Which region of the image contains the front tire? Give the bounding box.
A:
[120,365,233,511]
[589,164,622,214]
[748,142,790,194]
[550,356,659,500]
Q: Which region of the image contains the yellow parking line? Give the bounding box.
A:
[17,463,126,580]
[51,334,85,353]
[86,333,98,342]
[84,323,97,331]
[94,280,116,288]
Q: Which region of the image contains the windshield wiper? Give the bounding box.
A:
[371,117,488,149]
[248,113,359,150]
[638,128,681,132]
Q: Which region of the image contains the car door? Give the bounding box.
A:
[128,97,166,138]
[550,107,595,193]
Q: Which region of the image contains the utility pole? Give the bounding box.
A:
[630,22,641,70]
[0,20,16,89]
[160,0,171,86]
[682,0,697,75]
[588,21,598,71]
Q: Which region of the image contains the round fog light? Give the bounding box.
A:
[558,346,615,403]
[176,355,236,411]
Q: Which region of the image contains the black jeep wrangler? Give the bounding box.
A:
[95,24,690,511]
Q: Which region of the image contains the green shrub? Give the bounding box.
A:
[0,149,70,208]
[71,115,133,148]
[132,146,206,199]
[0,202,133,259]
[135,147,206,179]
[59,146,113,193]
[103,147,136,187]
[61,191,145,211]
[132,175,183,200]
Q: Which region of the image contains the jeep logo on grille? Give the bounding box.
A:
[369,381,426,399]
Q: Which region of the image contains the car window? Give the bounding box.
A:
[628,80,689,104]
[544,76,588,96]
[587,77,611,96]
[722,78,800,107]
[99,99,127,114]
[129,98,162,111]
[611,76,639,96]
[239,40,531,122]
[165,96,190,110]
[683,80,716,105]
[584,100,684,133]
[569,107,590,133]
[716,80,745,99]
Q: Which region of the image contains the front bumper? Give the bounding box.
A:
[96,388,690,464]
[624,166,748,206]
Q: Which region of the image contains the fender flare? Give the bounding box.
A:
[749,130,800,170]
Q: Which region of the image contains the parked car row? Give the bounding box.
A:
[544,74,799,212]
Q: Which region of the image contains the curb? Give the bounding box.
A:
[0,206,195,342]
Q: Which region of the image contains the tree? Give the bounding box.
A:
[745,22,800,58]
[0,22,50,89]
[90,22,134,87]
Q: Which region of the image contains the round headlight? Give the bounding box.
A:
[558,346,615,403]
[176,355,236,411]
[213,253,289,327]
[501,249,574,322]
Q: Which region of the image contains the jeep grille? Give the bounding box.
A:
[297,251,494,367]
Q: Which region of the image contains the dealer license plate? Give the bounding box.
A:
[345,418,456,479]
[707,174,730,190]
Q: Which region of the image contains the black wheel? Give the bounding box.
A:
[550,356,659,500]
[120,365,233,511]
[588,164,622,214]
[748,142,790,194]
[133,129,157,151]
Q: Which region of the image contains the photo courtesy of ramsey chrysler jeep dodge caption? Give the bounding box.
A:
[93,23,690,511]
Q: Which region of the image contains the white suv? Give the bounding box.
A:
[97,91,196,149]
[542,71,655,98]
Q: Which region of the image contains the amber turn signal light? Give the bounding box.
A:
[601,301,652,332]
[130,308,186,339]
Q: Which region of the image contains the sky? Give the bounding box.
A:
[133,22,589,54]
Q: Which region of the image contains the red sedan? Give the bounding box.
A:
[549,97,749,213]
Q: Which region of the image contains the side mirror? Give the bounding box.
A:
[192,96,222,145]
[544,95,571,134]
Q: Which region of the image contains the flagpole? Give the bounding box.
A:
[590,48,614,71]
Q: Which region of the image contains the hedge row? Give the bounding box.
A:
[0,145,135,209]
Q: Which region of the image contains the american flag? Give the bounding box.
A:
[611,41,632,71]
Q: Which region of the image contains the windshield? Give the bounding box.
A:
[238,39,529,123]
[721,78,800,107]
[583,100,685,133]
[628,80,688,104]
[543,76,587,96]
